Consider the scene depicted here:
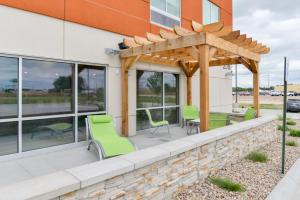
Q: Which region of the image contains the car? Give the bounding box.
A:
[287,92,295,96]
[287,99,300,112]
[270,91,281,96]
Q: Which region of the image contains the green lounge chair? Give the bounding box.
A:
[209,113,230,130]
[86,115,136,160]
[31,123,72,139]
[182,105,199,127]
[244,108,257,121]
[230,108,257,123]
[145,109,170,136]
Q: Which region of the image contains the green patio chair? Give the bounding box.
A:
[86,115,136,160]
[209,113,230,130]
[145,109,170,137]
[244,108,257,121]
[31,123,72,139]
[182,105,199,127]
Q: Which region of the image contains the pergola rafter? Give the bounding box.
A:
[119,21,270,136]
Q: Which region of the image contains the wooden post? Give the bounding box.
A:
[187,76,192,105]
[121,59,129,136]
[253,66,260,117]
[199,45,210,132]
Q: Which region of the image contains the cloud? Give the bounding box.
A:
[233,0,300,87]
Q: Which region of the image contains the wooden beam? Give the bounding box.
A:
[199,45,210,132]
[120,32,206,58]
[206,33,261,61]
[125,56,140,70]
[121,58,129,136]
[134,36,153,45]
[187,76,192,105]
[203,21,224,32]
[139,56,179,67]
[189,63,199,76]
[213,26,233,37]
[252,62,260,117]
[123,38,140,48]
[178,60,190,76]
[174,25,195,36]
[222,30,240,40]
[238,57,253,72]
[192,20,203,32]
[186,46,200,60]
[160,29,180,39]
[209,58,241,66]
[146,32,166,42]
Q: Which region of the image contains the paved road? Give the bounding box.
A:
[261,109,300,120]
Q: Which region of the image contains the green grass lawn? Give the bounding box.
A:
[239,103,283,110]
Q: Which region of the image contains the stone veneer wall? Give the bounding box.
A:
[0,116,277,200]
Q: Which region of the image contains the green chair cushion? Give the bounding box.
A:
[92,115,112,123]
[183,105,199,120]
[88,115,135,158]
[152,120,169,127]
[145,109,169,128]
[244,108,256,121]
[209,113,230,130]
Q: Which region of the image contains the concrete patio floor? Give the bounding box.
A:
[0,126,189,187]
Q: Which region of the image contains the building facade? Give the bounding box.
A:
[0,0,233,158]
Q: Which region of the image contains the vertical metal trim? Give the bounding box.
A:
[162,72,165,121]
[18,57,22,153]
[74,64,78,143]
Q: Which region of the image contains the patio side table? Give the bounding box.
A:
[187,119,200,135]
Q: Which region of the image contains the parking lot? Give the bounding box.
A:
[234,95,300,105]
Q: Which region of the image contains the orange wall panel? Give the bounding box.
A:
[0,0,232,36]
[65,0,150,37]
[0,0,64,19]
[182,0,202,24]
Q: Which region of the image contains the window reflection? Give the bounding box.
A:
[78,65,105,112]
[164,73,179,106]
[0,122,18,156]
[137,71,163,108]
[22,59,74,116]
[22,117,74,151]
[0,56,18,118]
[137,109,163,130]
[165,107,179,124]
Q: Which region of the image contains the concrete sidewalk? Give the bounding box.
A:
[267,158,300,200]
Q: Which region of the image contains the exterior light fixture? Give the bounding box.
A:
[105,48,120,55]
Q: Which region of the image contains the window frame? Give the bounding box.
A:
[150,0,181,29]
[0,53,108,156]
[136,70,181,131]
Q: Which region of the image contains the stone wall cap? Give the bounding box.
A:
[119,147,169,169]
[67,157,134,188]
[0,171,80,200]
[155,140,197,156]
[183,115,277,147]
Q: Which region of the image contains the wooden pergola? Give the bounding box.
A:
[119,21,270,136]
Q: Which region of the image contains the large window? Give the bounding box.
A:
[22,59,74,116]
[151,0,180,28]
[137,70,179,130]
[203,0,220,25]
[0,55,106,155]
[78,65,106,112]
[0,56,18,119]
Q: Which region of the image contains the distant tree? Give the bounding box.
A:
[147,73,162,94]
[53,76,71,92]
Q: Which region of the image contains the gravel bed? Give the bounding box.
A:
[174,120,300,200]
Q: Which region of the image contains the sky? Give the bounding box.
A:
[233,0,300,88]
